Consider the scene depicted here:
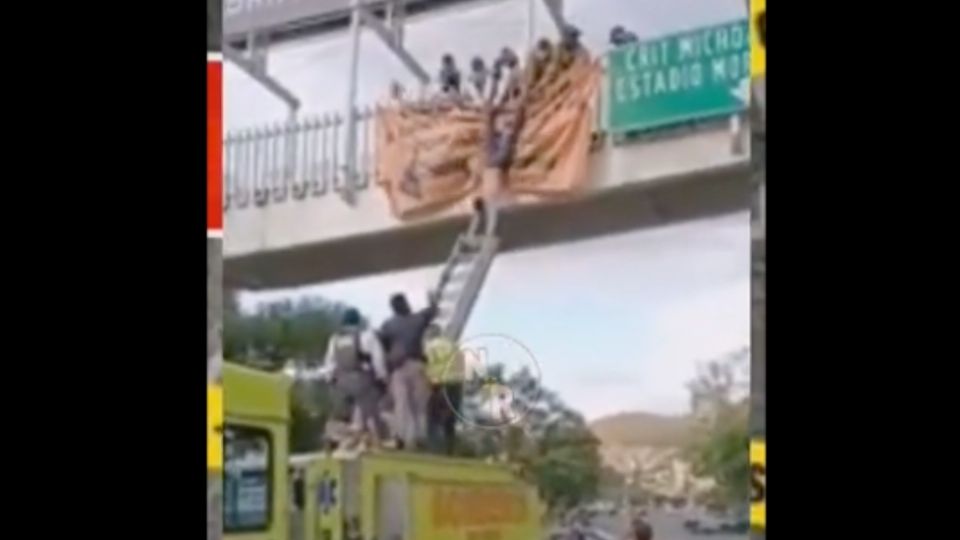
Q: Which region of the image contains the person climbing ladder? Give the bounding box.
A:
[476,91,528,237]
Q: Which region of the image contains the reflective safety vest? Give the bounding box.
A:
[330,329,368,376]
[425,337,464,384]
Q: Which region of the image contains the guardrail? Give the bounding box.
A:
[223,106,377,212]
[224,91,607,214]
[223,76,741,213]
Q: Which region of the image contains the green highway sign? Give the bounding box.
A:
[607,19,751,133]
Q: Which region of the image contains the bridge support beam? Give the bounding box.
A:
[542,0,566,32]
[223,44,300,116]
[341,0,430,204]
[385,0,407,48]
[356,5,429,84]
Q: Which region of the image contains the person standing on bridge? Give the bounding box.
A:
[489,47,520,104]
[525,38,557,93]
[477,96,528,236]
[380,292,438,450]
[467,56,489,104]
[609,26,639,49]
[438,53,462,98]
[559,24,586,69]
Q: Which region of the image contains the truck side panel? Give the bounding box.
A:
[306,459,344,540]
[358,454,543,540]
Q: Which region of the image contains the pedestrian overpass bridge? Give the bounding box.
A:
[221,0,752,290]
[223,109,750,290]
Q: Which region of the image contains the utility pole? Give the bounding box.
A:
[623,459,638,510]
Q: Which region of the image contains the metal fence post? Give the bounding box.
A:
[341,0,363,205]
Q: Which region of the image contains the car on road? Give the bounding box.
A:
[683,509,750,535]
[719,519,750,534]
[548,525,616,540]
[584,500,618,516]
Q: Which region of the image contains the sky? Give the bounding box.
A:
[241,211,750,421]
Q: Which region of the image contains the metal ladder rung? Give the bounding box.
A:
[432,202,500,341]
[456,264,476,279]
[441,237,498,340]
[435,234,475,289]
[451,256,476,270]
[440,286,461,301]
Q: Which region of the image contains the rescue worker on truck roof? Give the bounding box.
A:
[380,292,438,450]
[424,323,465,455]
[323,308,388,449]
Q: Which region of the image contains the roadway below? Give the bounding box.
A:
[583,509,748,540]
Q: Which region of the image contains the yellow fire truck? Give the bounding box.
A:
[222,362,544,540]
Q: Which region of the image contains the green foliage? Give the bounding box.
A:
[290,379,335,453]
[224,294,346,451]
[456,366,603,512]
[692,420,749,504]
[686,348,750,507]
[225,295,347,369]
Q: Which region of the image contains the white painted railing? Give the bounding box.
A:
[223,106,378,212]
[223,72,742,213]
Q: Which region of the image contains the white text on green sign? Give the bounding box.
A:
[607,19,750,133]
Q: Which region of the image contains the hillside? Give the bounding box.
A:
[589,411,697,448]
[589,411,699,483]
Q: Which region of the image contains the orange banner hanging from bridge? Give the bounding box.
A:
[376,56,602,220]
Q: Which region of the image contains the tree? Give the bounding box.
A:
[686,347,750,507]
[290,376,335,453]
[456,365,603,512]
[224,295,348,452]
[224,295,348,370]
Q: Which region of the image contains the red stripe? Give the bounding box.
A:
[207,62,223,232]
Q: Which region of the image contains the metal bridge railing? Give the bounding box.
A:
[223,58,742,214]
[222,84,741,214]
[223,106,377,212]
[224,92,608,214]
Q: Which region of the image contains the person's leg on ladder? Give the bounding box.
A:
[480,169,501,235]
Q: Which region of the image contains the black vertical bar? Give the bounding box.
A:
[748,50,767,540]
[208,0,223,52]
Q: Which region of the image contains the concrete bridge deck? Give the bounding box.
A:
[224,116,750,289]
